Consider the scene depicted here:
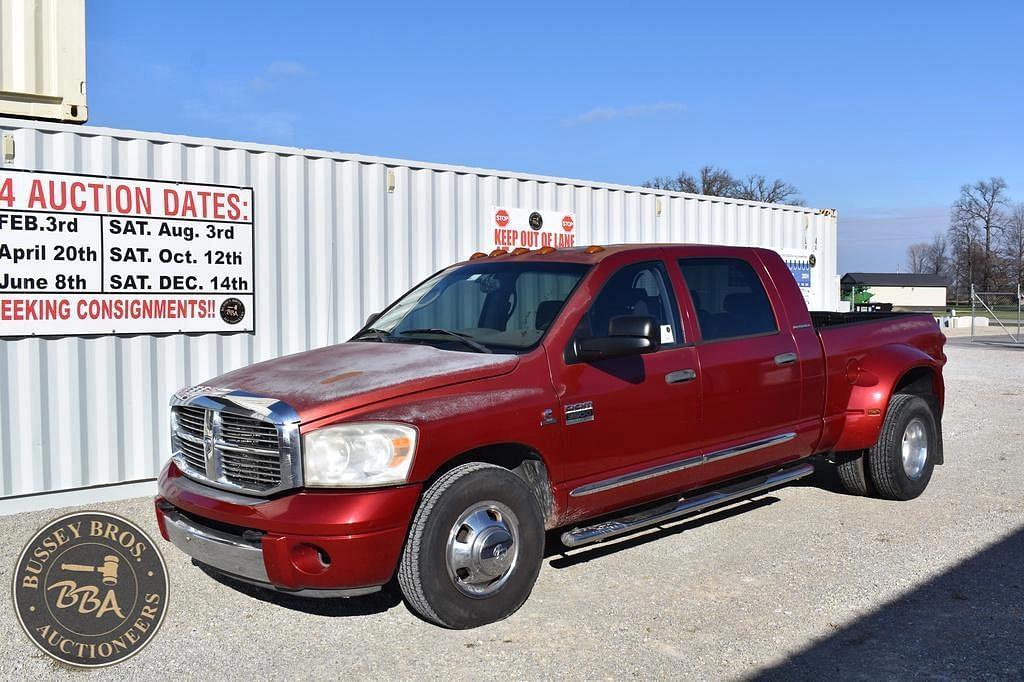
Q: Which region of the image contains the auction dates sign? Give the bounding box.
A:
[0,169,255,337]
[490,206,578,251]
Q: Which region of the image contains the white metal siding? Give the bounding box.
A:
[0,0,87,122]
[0,118,839,499]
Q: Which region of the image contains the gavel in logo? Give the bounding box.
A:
[61,554,120,586]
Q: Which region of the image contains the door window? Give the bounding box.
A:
[677,257,777,341]
[573,261,682,350]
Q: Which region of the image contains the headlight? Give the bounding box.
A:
[303,422,418,487]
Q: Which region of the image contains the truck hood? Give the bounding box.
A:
[201,342,520,424]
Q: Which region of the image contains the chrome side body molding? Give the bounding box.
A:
[561,462,814,548]
[703,432,796,465]
[569,432,796,497]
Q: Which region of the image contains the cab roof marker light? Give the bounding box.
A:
[489,248,509,257]
[510,247,531,256]
[536,246,557,255]
[469,251,487,260]
[584,245,606,254]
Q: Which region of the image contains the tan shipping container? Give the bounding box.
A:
[0,0,87,122]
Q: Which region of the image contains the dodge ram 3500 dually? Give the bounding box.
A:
[155,244,946,628]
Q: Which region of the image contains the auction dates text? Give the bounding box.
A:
[107,219,237,241]
[0,213,79,231]
[109,275,250,292]
[108,248,243,265]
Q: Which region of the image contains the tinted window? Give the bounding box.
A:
[510,269,583,332]
[678,257,777,341]
[575,261,682,346]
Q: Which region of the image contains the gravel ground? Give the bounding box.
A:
[1,342,1022,680]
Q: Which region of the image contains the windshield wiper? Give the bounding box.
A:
[399,328,492,353]
[354,328,392,342]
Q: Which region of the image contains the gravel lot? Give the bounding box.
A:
[2,342,1022,680]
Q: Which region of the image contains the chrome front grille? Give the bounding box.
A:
[220,412,279,450]
[178,434,207,471]
[175,405,206,438]
[171,401,296,495]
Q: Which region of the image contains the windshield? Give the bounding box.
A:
[357,261,589,353]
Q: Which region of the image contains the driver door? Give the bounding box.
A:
[555,260,702,516]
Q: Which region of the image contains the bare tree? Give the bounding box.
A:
[644,171,699,193]
[949,177,1008,291]
[643,166,737,196]
[736,174,803,205]
[1003,203,1024,292]
[924,233,949,276]
[696,166,740,197]
[906,242,930,273]
[946,219,979,301]
[643,166,802,205]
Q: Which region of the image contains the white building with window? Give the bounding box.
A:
[841,273,948,312]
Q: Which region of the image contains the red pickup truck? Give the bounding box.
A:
[155,244,946,628]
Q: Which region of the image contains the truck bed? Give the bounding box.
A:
[810,310,926,329]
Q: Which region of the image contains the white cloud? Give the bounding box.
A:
[182,99,300,141]
[172,60,311,142]
[265,60,307,77]
[250,61,309,90]
[561,102,685,127]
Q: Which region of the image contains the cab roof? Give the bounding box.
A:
[460,243,765,266]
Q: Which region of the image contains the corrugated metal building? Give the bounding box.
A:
[0,117,839,512]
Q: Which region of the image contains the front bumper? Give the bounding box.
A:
[156,462,421,595]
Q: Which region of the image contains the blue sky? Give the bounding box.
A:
[86,1,1024,273]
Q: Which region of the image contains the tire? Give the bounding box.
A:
[867,394,938,501]
[836,450,873,496]
[398,463,545,629]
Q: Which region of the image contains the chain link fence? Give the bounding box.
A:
[969,284,1023,346]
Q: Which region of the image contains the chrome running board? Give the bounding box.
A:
[560,463,815,548]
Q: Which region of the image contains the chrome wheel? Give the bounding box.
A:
[445,500,519,598]
[901,418,929,480]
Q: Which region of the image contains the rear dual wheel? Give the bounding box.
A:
[836,394,938,500]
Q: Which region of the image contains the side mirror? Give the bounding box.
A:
[575,315,660,362]
[365,312,381,327]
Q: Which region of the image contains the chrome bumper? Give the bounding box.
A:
[163,508,270,583]
[161,507,381,598]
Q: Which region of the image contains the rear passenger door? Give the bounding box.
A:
[677,256,803,482]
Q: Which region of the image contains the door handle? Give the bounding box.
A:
[665,369,697,384]
[774,352,798,366]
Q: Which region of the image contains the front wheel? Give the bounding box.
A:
[398,463,545,628]
[867,394,938,500]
